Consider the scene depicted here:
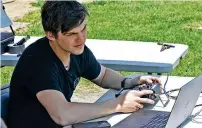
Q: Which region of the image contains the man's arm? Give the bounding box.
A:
[37,89,154,126]
[36,90,118,126]
[92,65,136,89]
[92,65,161,90]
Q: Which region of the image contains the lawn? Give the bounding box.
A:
[1,1,202,89]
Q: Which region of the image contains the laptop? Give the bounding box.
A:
[113,74,202,128]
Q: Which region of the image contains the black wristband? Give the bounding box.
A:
[121,78,129,88]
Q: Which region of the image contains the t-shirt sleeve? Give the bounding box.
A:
[25,57,61,96]
[81,46,101,80]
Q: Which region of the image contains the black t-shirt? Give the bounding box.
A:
[7,37,101,128]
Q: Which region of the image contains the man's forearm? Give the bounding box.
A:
[100,68,138,90]
[58,99,118,126]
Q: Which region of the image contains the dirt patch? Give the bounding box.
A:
[71,90,109,103]
[3,0,39,21]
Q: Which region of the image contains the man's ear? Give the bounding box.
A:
[45,32,56,42]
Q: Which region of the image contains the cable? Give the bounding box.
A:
[192,104,202,118]
[159,74,182,100]
[166,88,181,100]
[160,74,174,99]
[160,74,170,97]
[190,104,202,124]
[195,104,202,107]
[165,88,180,94]
[163,74,169,92]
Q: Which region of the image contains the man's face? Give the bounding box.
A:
[55,20,87,55]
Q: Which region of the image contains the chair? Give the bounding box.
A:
[1,83,10,124]
[1,2,15,54]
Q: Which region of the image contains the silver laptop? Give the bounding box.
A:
[113,74,202,128]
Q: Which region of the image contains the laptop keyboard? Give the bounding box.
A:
[139,113,170,128]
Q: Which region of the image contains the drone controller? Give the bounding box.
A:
[134,84,161,101]
[115,83,169,107]
[137,83,170,107]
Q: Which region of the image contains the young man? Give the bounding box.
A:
[7,1,161,128]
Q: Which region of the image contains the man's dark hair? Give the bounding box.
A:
[41,1,88,38]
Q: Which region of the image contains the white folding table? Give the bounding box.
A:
[1,36,188,74]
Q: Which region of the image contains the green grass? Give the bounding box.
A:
[1,67,14,85]
[1,1,202,87]
[31,0,44,7]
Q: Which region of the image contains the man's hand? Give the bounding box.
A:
[129,76,162,88]
[115,90,155,113]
